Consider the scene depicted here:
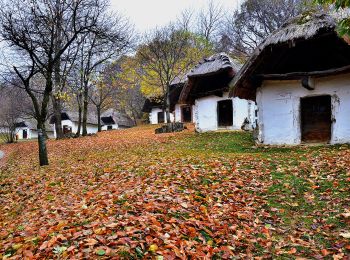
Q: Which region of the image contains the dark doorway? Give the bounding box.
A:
[22,129,28,139]
[157,111,165,123]
[63,125,72,134]
[218,100,233,127]
[181,106,192,123]
[301,95,332,143]
[107,125,113,130]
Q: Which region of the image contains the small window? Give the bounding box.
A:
[107,125,113,130]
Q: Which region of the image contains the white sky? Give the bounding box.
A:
[109,0,242,33]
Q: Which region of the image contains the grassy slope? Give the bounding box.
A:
[0,126,349,259]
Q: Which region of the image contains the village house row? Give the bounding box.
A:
[144,13,350,145]
[6,109,134,140]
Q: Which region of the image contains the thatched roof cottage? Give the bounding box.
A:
[229,13,350,145]
[101,109,135,130]
[13,118,54,140]
[50,111,99,137]
[142,77,188,124]
[179,53,256,132]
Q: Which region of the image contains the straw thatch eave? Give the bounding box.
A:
[229,12,347,101]
[179,53,242,103]
[142,82,186,113]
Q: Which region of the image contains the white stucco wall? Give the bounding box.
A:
[149,108,175,124]
[1,126,53,140]
[15,127,30,139]
[53,120,99,138]
[102,124,118,131]
[174,104,196,123]
[257,73,350,145]
[194,92,254,133]
[174,105,182,123]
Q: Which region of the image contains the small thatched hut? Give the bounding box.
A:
[50,111,99,137]
[179,53,256,132]
[101,109,135,130]
[142,78,186,124]
[229,13,350,145]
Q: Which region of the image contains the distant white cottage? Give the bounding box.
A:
[16,119,55,140]
[230,13,350,145]
[172,76,196,124]
[50,111,99,137]
[143,97,172,124]
[142,79,188,125]
[179,53,256,132]
[101,109,135,130]
[0,118,55,140]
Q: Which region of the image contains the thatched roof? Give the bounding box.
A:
[50,111,98,125]
[101,108,135,128]
[142,96,164,113]
[17,118,54,132]
[142,80,186,113]
[179,53,241,103]
[188,53,242,78]
[229,12,350,101]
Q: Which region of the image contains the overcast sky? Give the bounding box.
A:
[110,0,242,33]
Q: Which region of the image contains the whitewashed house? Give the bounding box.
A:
[178,53,256,133]
[172,76,196,124]
[101,109,135,130]
[50,111,98,137]
[0,118,55,140]
[142,97,174,124]
[230,13,350,145]
[17,119,55,140]
[143,75,197,125]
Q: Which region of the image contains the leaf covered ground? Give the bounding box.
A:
[0,126,349,259]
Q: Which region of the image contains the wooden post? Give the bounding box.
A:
[38,129,49,166]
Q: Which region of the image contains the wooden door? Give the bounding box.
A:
[22,129,28,139]
[157,112,165,124]
[181,106,192,123]
[218,100,233,127]
[301,95,331,143]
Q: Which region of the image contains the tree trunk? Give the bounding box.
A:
[82,85,89,136]
[52,96,63,139]
[76,97,82,137]
[97,105,101,132]
[165,88,171,124]
[9,128,15,143]
[53,1,64,139]
[37,127,49,166]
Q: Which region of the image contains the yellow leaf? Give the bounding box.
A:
[149,244,158,252]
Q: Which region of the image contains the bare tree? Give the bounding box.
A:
[77,13,133,136]
[0,0,113,165]
[220,0,315,57]
[197,0,223,42]
[118,85,145,125]
[51,38,83,139]
[89,72,116,132]
[177,8,194,32]
[138,25,210,124]
[0,87,27,143]
[103,59,145,124]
